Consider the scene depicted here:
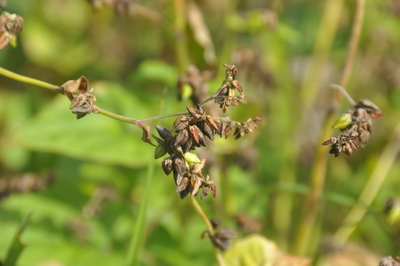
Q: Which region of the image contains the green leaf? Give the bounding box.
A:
[10,85,153,167]
[3,212,32,266]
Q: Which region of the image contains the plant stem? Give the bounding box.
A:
[125,157,154,266]
[0,67,193,125]
[97,108,137,124]
[190,197,225,266]
[173,0,190,72]
[294,0,365,256]
[330,84,357,106]
[332,121,400,246]
[0,67,59,91]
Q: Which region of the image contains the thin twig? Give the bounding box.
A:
[190,197,225,266]
[330,84,357,106]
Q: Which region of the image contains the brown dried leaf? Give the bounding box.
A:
[136,123,155,146]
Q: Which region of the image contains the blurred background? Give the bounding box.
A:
[1,0,400,265]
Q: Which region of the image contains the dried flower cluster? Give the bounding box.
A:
[155,104,219,199]
[201,219,238,250]
[58,76,100,119]
[151,63,261,199]
[213,63,247,113]
[0,11,23,49]
[322,99,383,157]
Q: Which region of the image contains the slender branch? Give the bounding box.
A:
[330,84,357,106]
[138,111,189,124]
[0,67,59,91]
[190,196,225,266]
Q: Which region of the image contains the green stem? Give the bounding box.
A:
[293,0,344,255]
[0,67,59,91]
[189,197,225,266]
[174,0,190,72]
[125,157,154,266]
[332,122,400,246]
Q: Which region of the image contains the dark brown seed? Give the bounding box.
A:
[174,129,189,147]
[188,125,200,144]
[162,157,173,175]
[176,177,189,193]
[172,115,191,132]
[173,157,185,175]
[181,137,193,153]
[156,125,172,140]
[205,115,219,131]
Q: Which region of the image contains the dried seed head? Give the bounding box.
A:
[69,91,98,119]
[0,12,23,49]
[213,63,247,112]
[209,227,238,250]
[323,95,383,157]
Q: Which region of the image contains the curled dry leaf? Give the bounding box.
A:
[136,122,156,146]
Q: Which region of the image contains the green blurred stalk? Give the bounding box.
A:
[293,0,344,255]
[125,158,154,266]
[294,0,366,256]
[3,212,32,266]
[333,122,400,246]
[174,0,190,72]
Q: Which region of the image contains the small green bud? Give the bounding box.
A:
[181,83,193,101]
[332,113,352,129]
[184,151,201,164]
[154,144,167,159]
[387,199,400,224]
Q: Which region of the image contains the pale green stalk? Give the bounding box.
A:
[125,158,154,266]
[332,122,400,246]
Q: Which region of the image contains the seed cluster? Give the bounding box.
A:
[58,76,99,119]
[322,99,383,157]
[156,104,219,199]
[213,63,247,113]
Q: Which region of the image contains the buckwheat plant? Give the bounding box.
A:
[322,84,383,157]
[0,8,263,264]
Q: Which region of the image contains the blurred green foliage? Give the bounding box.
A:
[1,0,400,265]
